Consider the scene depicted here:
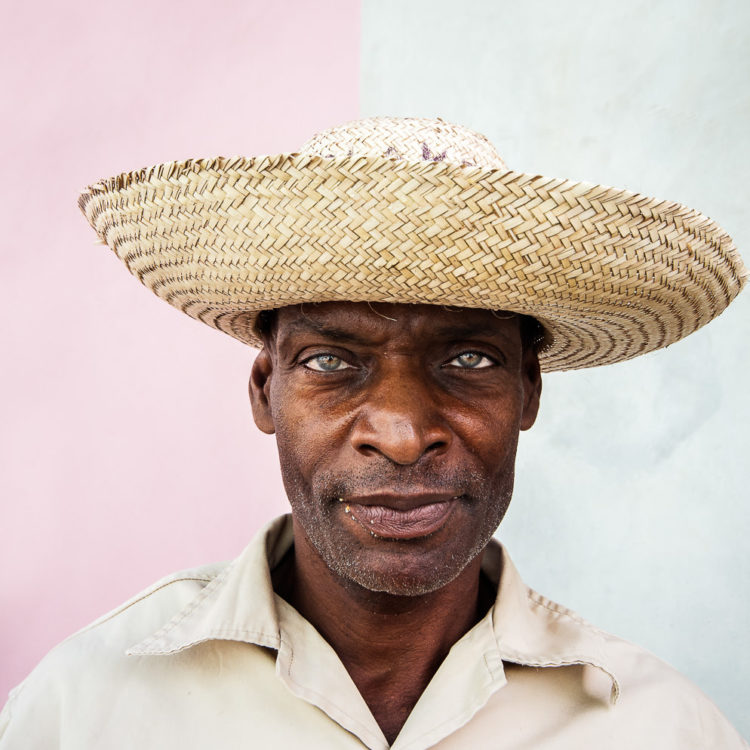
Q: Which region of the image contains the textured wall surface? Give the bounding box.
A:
[0,0,359,700]
[361,0,749,735]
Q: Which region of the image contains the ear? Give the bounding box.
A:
[249,347,276,435]
[519,347,542,431]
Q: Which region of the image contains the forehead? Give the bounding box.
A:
[272,302,521,344]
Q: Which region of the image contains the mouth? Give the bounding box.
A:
[338,493,462,540]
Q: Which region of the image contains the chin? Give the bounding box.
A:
[340,563,463,597]
[321,538,480,597]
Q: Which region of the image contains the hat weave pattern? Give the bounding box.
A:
[79,116,746,371]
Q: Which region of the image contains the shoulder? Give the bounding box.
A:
[585,616,747,747]
[508,576,746,746]
[0,561,226,745]
[485,544,747,745]
[58,559,225,655]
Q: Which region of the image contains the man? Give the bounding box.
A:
[1,117,746,748]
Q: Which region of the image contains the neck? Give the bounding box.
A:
[273,517,493,745]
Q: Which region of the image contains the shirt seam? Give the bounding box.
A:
[520,588,621,702]
[278,634,387,750]
[395,678,504,750]
[55,575,215,646]
[131,563,236,651]
[130,629,281,656]
[526,588,597,630]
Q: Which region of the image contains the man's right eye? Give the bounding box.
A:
[302,354,352,372]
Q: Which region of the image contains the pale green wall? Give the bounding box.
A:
[362,0,749,735]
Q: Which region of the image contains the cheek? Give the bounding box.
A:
[270,382,349,488]
[268,381,311,484]
[452,391,524,463]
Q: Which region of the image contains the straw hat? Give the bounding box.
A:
[79,116,746,371]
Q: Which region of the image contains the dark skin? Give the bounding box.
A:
[249,302,542,744]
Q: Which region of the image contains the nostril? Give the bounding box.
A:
[425,440,448,454]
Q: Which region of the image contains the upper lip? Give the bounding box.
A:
[341,492,462,510]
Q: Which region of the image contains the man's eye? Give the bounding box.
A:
[303,354,352,372]
[445,351,495,369]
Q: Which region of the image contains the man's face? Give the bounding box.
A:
[250,302,541,596]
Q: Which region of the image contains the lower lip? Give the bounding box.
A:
[345,499,458,540]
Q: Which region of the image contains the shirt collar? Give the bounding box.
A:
[128,515,293,656]
[482,540,620,703]
[129,513,620,742]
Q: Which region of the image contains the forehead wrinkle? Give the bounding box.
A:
[430,320,520,342]
[277,306,522,351]
[278,316,376,347]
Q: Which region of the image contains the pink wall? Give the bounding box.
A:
[0,0,359,696]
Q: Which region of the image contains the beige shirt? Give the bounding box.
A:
[1,515,745,749]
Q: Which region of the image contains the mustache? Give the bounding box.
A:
[312,464,488,500]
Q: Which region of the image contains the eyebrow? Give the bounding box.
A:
[281,318,375,346]
[430,321,517,341]
[281,317,517,346]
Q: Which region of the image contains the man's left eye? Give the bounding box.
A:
[445,352,495,369]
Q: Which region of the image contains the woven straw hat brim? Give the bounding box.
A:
[79,151,746,372]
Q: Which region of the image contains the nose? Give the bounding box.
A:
[349,363,452,465]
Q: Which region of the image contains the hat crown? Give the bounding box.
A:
[300,116,508,171]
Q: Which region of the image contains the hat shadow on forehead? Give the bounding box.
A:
[78,115,746,372]
[255,302,545,356]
